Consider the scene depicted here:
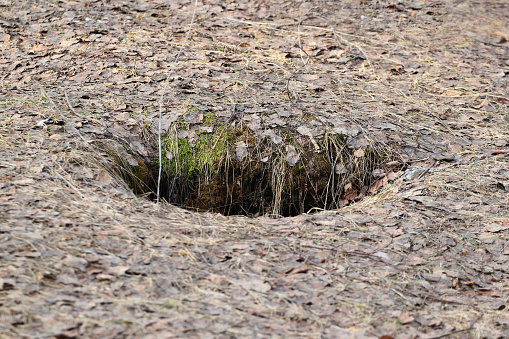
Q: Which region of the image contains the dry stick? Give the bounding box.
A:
[311,16,374,76]
[223,17,368,40]
[224,16,373,70]
[319,319,331,339]
[157,0,199,203]
[301,244,404,270]
[415,160,439,180]
[49,165,86,199]
[223,17,294,28]
[297,18,309,72]
[64,91,106,127]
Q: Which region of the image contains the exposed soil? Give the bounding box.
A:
[1,0,509,338]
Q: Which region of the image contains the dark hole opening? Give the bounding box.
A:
[119,145,394,218]
[111,118,399,218]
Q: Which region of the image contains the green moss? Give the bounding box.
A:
[203,113,215,125]
[302,113,317,122]
[162,124,236,181]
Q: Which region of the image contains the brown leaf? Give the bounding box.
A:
[343,187,358,201]
[107,266,129,276]
[399,312,415,324]
[95,169,114,186]
[61,38,79,47]
[286,266,309,274]
[353,149,365,157]
[208,274,229,286]
[448,143,463,153]
[12,178,35,186]
[0,33,10,43]
[335,163,347,175]
[30,163,45,174]
[387,171,402,181]
[482,224,509,233]
[49,134,63,140]
[368,176,388,195]
[240,279,271,292]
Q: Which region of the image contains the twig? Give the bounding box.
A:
[416,160,439,180]
[47,163,86,199]
[301,243,405,271]
[223,17,294,28]
[311,16,373,72]
[320,319,331,339]
[64,91,106,127]
[157,0,199,203]
[223,17,367,40]
[297,18,309,72]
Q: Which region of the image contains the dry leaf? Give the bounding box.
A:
[354,149,365,157]
[95,169,114,186]
[285,145,300,166]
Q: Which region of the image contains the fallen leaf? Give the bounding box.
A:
[241,279,271,292]
[61,38,79,47]
[296,126,312,136]
[387,171,402,181]
[335,163,347,174]
[286,265,309,274]
[483,224,509,233]
[208,274,229,286]
[354,149,365,157]
[399,312,415,324]
[285,145,300,166]
[95,169,114,186]
[12,178,35,185]
[49,134,63,140]
[372,176,388,193]
[343,187,358,201]
[30,163,45,174]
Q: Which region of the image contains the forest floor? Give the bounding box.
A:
[1,0,509,338]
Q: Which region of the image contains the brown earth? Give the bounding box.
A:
[1,0,509,338]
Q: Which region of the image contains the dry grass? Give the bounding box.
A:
[1,0,508,337]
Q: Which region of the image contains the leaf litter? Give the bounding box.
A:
[1,0,509,338]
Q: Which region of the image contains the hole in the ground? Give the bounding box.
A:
[108,115,399,217]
